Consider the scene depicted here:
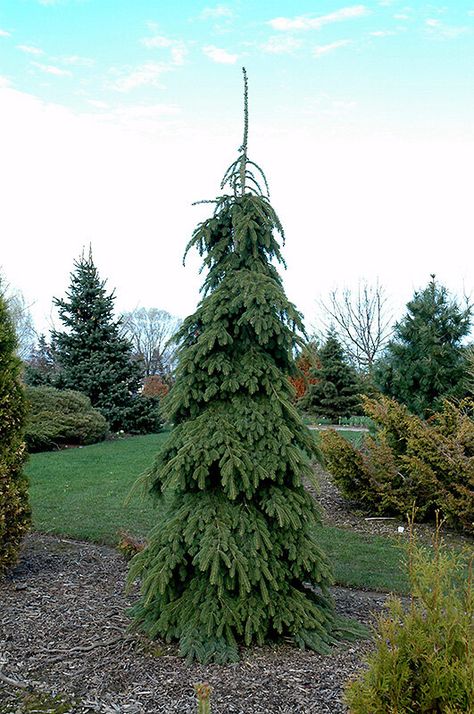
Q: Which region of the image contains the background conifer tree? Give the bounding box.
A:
[129,70,358,663]
[375,275,471,416]
[23,334,58,386]
[52,249,160,433]
[302,330,361,420]
[0,291,30,576]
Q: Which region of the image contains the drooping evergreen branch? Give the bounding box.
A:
[129,66,366,664]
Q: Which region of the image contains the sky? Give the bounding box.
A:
[0,0,473,337]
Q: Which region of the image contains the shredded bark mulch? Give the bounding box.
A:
[4,461,464,714]
[1,532,386,714]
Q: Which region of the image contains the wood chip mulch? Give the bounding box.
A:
[2,462,446,714]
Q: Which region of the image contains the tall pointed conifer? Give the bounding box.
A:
[303,330,361,420]
[129,70,352,663]
[52,249,161,433]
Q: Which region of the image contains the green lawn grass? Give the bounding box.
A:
[309,427,367,449]
[27,434,168,543]
[26,432,408,593]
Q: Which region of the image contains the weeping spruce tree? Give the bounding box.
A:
[130,70,358,663]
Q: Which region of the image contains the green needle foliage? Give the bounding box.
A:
[129,69,359,663]
[346,515,474,713]
[302,329,361,420]
[52,249,161,433]
[375,275,472,417]
[0,291,30,576]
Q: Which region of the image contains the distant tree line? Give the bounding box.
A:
[4,258,473,426]
[297,275,472,420]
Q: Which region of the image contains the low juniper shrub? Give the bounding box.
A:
[320,395,474,533]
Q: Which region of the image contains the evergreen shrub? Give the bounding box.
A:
[0,293,30,576]
[122,394,163,435]
[320,395,474,533]
[346,517,474,713]
[25,385,108,451]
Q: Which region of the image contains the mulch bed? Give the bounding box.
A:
[0,463,427,713]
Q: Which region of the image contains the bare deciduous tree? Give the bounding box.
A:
[0,272,36,360]
[319,281,393,372]
[465,345,474,396]
[120,307,181,378]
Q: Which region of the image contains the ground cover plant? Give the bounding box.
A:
[320,394,474,533]
[346,516,474,713]
[0,290,30,576]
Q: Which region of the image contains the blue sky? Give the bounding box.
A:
[2,1,473,128]
[0,0,473,332]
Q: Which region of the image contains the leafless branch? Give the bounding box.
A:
[319,281,393,371]
[0,271,36,360]
[120,307,181,377]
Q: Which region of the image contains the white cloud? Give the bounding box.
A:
[170,45,187,65]
[313,39,352,56]
[141,34,187,66]
[61,55,95,67]
[260,36,303,54]
[394,14,410,20]
[0,28,11,37]
[202,45,238,63]
[369,30,395,37]
[0,75,12,87]
[425,18,468,39]
[87,99,109,109]
[107,104,181,123]
[32,62,72,77]
[268,5,369,32]
[142,35,173,49]
[200,5,234,20]
[332,99,357,110]
[84,101,182,130]
[17,44,45,55]
[111,62,171,92]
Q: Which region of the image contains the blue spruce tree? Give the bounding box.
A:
[52,249,161,433]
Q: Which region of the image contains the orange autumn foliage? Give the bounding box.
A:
[142,375,170,398]
[289,354,319,400]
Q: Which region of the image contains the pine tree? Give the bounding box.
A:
[23,334,58,386]
[129,70,360,663]
[375,276,472,416]
[0,291,30,576]
[52,249,159,432]
[303,330,361,421]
